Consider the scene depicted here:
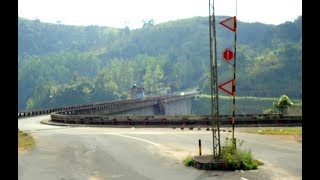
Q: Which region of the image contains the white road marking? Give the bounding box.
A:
[111,133,172,151]
[109,133,193,161]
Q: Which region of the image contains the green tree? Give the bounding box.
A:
[18,16,302,110]
[273,95,294,113]
[26,81,59,110]
[142,19,154,28]
[143,63,164,95]
[49,76,95,107]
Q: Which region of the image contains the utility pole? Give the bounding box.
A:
[209,0,221,158]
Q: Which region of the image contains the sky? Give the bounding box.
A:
[18,0,302,29]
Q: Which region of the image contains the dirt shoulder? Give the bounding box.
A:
[266,134,302,142]
[18,130,35,154]
[18,147,28,154]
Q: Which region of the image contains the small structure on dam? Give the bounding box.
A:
[130,83,145,100]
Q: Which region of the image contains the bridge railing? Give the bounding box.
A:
[49,113,301,127]
[18,93,187,118]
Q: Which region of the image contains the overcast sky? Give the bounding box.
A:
[18,0,302,29]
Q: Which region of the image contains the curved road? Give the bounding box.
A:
[18,115,302,180]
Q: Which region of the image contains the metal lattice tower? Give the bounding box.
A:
[209,0,221,158]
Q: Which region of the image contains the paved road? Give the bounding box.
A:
[18,115,302,180]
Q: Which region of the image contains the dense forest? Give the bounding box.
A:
[18,16,302,111]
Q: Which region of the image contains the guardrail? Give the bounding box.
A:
[49,113,301,127]
[18,93,183,118]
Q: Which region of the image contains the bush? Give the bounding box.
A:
[183,155,195,167]
[273,95,294,113]
[263,108,275,114]
[238,150,257,170]
[220,137,258,170]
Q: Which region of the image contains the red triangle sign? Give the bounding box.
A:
[220,16,236,32]
[218,79,235,96]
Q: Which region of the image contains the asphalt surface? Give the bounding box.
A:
[18,115,302,180]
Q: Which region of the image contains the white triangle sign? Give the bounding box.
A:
[220,16,236,32]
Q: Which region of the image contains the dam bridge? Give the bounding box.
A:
[18,92,301,127]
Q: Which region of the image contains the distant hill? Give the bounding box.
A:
[18,16,302,111]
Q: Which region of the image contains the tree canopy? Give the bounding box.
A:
[18,16,302,111]
[273,95,294,113]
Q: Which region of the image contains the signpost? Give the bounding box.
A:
[220,16,237,142]
[208,0,238,159]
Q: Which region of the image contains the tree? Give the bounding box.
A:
[273,95,294,113]
[26,81,58,110]
[142,19,154,28]
[143,63,164,95]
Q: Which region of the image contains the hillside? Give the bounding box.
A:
[18,16,302,111]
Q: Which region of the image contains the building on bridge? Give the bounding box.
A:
[130,83,144,100]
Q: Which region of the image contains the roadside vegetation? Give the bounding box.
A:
[242,127,301,135]
[183,155,195,167]
[18,130,35,151]
[220,138,263,170]
[183,138,263,170]
[241,127,302,143]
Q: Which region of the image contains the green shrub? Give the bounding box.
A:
[220,137,258,170]
[238,150,257,170]
[183,155,195,167]
[263,108,275,114]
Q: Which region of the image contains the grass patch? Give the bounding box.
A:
[243,127,302,135]
[18,130,35,150]
[183,155,195,167]
[185,138,263,170]
[220,137,261,170]
[197,94,279,101]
